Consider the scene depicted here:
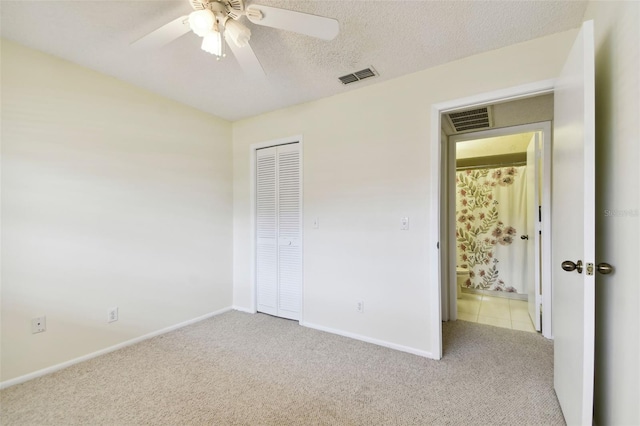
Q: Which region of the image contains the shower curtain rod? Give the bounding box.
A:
[456,161,527,171]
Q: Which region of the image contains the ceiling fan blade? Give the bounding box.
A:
[226,39,266,79]
[131,16,190,50]
[246,5,339,40]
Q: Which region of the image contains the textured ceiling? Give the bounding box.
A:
[0,1,587,121]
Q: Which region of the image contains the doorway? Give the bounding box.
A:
[448,125,551,334]
[430,88,556,359]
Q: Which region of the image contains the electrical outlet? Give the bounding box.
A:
[313,217,320,229]
[31,316,46,334]
[356,301,364,313]
[401,217,410,230]
[107,307,118,323]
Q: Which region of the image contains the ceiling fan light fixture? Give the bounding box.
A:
[225,18,251,47]
[189,9,215,37]
[201,30,223,57]
[133,0,340,78]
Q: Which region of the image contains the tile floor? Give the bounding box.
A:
[456,292,537,333]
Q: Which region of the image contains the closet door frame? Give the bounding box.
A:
[249,135,304,322]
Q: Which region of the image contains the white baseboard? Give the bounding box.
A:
[300,321,436,360]
[0,306,233,390]
[232,305,256,314]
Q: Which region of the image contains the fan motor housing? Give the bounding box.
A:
[191,0,245,18]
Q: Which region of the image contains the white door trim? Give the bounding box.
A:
[249,135,304,321]
[445,122,553,338]
[430,80,555,358]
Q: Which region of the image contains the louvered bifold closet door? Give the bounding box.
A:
[276,143,301,320]
[256,147,278,316]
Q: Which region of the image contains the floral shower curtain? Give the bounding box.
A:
[456,166,528,294]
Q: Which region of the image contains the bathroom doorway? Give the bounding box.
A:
[452,131,541,332]
[440,95,553,338]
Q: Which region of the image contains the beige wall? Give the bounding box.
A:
[584,2,640,425]
[456,133,533,160]
[1,40,234,382]
[232,30,577,355]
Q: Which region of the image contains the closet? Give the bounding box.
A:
[256,143,302,320]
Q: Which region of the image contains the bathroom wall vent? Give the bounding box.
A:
[446,106,494,133]
[339,67,378,85]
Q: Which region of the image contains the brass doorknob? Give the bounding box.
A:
[562,260,583,273]
[596,263,613,275]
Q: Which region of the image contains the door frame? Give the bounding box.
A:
[249,135,304,321]
[430,80,555,358]
[444,122,552,338]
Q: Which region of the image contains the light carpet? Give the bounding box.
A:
[0,311,565,425]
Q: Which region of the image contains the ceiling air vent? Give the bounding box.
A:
[446,106,494,133]
[339,67,378,85]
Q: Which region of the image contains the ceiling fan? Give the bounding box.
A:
[131,0,339,78]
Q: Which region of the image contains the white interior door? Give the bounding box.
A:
[256,143,302,320]
[275,143,302,320]
[256,147,278,316]
[526,133,542,331]
[552,20,595,426]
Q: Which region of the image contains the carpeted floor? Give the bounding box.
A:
[0,311,565,425]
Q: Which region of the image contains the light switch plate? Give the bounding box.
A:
[401,217,409,230]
